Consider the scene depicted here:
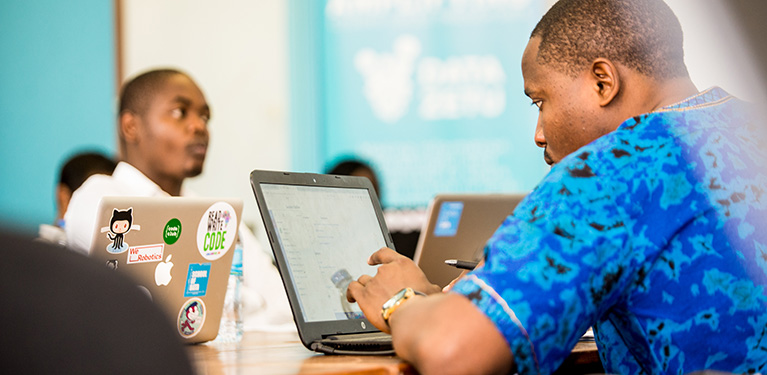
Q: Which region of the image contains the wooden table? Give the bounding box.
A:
[189,331,600,375]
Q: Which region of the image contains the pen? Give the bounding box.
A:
[444,259,478,270]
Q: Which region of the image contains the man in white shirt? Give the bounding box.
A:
[65,69,292,331]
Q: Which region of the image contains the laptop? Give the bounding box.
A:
[90,196,243,344]
[413,193,525,288]
[249,169,395,355]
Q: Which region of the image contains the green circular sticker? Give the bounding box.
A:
[163,218,182,245]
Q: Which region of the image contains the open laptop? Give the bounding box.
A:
[90,196,243,344]
[413,193,525,288]
[249,169,395,355]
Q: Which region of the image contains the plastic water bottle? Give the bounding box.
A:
[214,240,244,343]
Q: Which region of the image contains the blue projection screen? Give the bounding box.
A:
[320,0,550,209]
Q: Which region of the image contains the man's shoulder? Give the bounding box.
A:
[560,111,685,177]
[67,173,121,211]
[548,121,673,185]
[77,172,120,194]
[527,116,683,220]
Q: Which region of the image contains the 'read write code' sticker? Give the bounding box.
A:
[196,202,237,261]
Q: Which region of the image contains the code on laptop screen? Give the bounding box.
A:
[261,183,385,322]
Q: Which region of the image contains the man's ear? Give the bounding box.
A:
[591,58,620,107]
[55,184,72,220]
[119,111,140,144]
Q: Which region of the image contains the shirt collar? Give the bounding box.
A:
[656,87,732,112]
[112,162,171,197]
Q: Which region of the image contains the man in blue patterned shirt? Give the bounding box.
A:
[346,0,767,374]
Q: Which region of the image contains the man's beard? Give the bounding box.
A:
[543,149,554,166]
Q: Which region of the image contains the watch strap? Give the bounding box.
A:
[381,287,424,325]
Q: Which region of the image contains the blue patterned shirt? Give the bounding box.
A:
[452,87,767,374]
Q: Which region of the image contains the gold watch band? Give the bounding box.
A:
[381,287,424,325]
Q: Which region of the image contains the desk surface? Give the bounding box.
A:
[188,331,600,375]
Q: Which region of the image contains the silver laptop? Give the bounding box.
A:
[90,196,243,344]
[249,169,395,355]
[413,193,525,287]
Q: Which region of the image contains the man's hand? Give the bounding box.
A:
[346,247,441,332]
[347,248,512,374]
[443,258,484,292]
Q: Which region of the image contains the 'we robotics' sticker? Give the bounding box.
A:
[196,202,237,261]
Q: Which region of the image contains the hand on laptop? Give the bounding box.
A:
[346,247,441,332]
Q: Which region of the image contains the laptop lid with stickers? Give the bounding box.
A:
[89,196,243,344]
[413,193,525,288]
[249,169,396,355]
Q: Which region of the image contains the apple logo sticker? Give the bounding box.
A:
[155,254,174,286]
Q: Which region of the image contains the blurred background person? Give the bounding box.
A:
[326,158,381,199]
[38,151,116,245]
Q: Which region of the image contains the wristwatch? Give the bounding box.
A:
[381,287,425,326]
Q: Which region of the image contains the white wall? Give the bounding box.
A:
[667,0,766,104]
[121,0,290,237]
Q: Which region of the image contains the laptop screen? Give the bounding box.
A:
[260,183,386,322]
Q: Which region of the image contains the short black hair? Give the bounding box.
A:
[531,0,689,79]
[119,68,187,116]
[326,159,382,200]
[327,160,373,176]
[59,152,117,191]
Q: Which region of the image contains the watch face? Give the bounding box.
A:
[383,288,409,309]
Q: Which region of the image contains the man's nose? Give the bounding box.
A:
[188,115,207,134]
[534,121,546,148]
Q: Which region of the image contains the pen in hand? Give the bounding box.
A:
[444,259,478,270]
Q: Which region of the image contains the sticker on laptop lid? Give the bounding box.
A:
[434,201,464,237]
[178,298,206,339]
[100,208,141,254]
[163,218,182,245]
[184,263,211,297]
[127,243,165,264]
[154,254,174,286]
[197,202,237,261]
